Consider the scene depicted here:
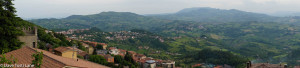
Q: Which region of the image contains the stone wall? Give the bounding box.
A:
[18,35,38,48]
[18,27,38,48]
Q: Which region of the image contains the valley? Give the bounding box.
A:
[27,7,300,67]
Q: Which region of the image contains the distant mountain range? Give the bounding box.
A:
[29,11,193,32]
[149,7,279,23]
[30,7,300,31]
[268,11,300,17]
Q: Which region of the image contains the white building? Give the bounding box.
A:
[143,60,156,68]
[109,48,120,55]
[162,60,175,68]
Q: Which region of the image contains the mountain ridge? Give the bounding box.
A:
[150,7,279,23]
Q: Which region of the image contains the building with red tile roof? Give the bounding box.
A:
[246,61,287,68]
[3,46,109,68]
[104,55,114,63]
[214,65,223,68]
[127,51,136,56]
[54,46,78,59]
[82,43,94,54]
[54,47,89,59]
[192,64,203,68]
[98,43,108,49]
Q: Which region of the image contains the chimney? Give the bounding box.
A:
[284,64,287,68]
[34,26,38,36]
[249,61,252,67]
[247,62,250,68]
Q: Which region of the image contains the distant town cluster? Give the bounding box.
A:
[55,28,177,68]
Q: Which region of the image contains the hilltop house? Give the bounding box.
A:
[3,46,109,68]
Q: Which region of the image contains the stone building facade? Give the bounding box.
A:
[18,27,38,48]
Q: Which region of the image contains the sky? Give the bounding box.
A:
[13,0,300,19]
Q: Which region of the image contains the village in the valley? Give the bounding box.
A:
[53,28,177,68]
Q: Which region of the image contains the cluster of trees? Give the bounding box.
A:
[114,53,139,68]
[286,48,300,65]
[191,48,248,67]
[88,55,115,67]
[38,29,75,50]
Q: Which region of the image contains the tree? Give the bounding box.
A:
[0,51,17,64]
[88,55,108,65]
[114,55,138,68]
[31,52,43,68]
[195,48,248,67]
[0,0,24,53]
[124,51,135,64]
[96,44,103,50]
[114,55,123,63]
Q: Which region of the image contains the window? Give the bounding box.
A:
[33,42,36,48]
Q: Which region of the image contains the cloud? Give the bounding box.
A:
[13,0,300,18]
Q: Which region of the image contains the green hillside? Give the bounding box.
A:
[30,12,176,32]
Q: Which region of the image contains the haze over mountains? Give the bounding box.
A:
[269,11,300,17]
[149,7,278,23]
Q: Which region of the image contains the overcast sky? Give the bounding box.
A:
[13,0,300,19]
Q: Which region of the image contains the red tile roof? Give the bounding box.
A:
[192,64,202,67]
[214,65,223,68]
[54,46,74,53]
[109,47,117,50]
[98,43,107,46]
[3,46,109,68]
[54,47,88,57]
[127,51,136,55]
[118,49,127,53]
[249,63,285,68]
